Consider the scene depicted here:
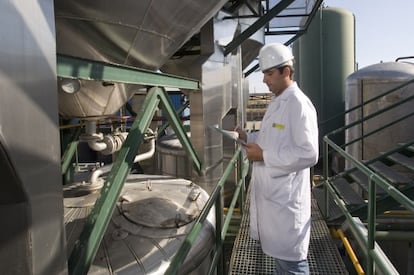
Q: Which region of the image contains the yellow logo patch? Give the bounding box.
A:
[272,123,285,130]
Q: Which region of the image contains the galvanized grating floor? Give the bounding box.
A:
[229,188,349,274]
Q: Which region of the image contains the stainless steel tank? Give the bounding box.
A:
[345,62,414,163]
[156,133,193,180]
[57,79,138,118]
[64,174,215,274]
[54,0,228,118]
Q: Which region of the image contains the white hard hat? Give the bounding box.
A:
[258,43,294,72]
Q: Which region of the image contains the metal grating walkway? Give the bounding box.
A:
[229,188,349,274]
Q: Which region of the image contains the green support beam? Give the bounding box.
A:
[58,40,203,275]
[57,55,199,90]
[158,101,190,138]
[68,86,202,274]
[61,127,81,176]
[68,87,161,275]
[157,88,201,173]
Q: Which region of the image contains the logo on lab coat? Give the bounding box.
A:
[272,123,285,130]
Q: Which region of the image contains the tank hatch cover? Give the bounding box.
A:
[120,196,198,228]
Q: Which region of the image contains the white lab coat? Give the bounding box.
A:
[246,82,318,261]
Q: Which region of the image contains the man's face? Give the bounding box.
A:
[262,67,285,95]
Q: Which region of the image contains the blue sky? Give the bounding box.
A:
[325,0,413,67]
[248,0,414,93]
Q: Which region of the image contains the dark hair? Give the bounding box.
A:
[277,65,295,79]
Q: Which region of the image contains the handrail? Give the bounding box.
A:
[320,77,414,274]
[322,137,405,275]
[320,78,414,135]
[317,78,414,167]
[323,76,414,180]
[165,147,245,275]
[334,141,414,181]
[208,153,249,275]
[324,138,414,213]
[340,111,414,149]
[327,91,414,140]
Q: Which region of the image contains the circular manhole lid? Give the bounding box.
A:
[120,196,198,228]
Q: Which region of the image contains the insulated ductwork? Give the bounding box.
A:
[54,0,228,118]
[158,1,263,193]
[55,0,228,70]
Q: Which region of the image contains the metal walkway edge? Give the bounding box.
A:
[228,187,349,274]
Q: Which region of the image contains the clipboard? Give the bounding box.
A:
[210,125,247,146]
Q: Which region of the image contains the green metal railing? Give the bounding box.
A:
[321,78,414,274]
[322,138,414,275]
[165,148,248,275]
[318,78,414,160]
[319,78,414,133]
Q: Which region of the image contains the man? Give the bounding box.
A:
[236,43,319,274]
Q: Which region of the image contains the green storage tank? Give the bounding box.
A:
[293,7,355,145]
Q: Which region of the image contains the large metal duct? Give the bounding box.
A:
[158,13,234,194]
[55,0,228,70]
[0,1,66,274]
[54,0,228,118]
[159,1,263,194]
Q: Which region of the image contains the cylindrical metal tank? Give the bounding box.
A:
[64,174,215,274]
[156,133,193,180]
[58,79,139,118]
[156,131,237,206]
[293,7,355,144]
[345,62,414,163]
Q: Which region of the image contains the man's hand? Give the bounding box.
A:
[234,126,247,142]
[244,143,263,161]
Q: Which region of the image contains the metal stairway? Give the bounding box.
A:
[313,142,414,226]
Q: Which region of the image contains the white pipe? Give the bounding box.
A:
[85,120,97,135]
[84,120,107,151]
[88,139,107,152]
[89,136,155,184]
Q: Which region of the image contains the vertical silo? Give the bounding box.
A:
[293,7,356,145]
